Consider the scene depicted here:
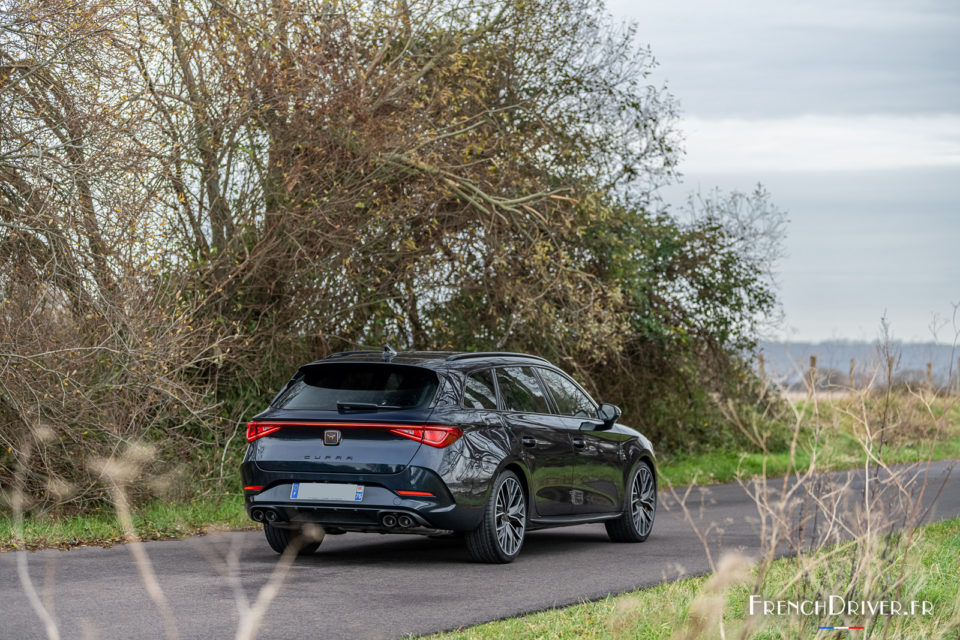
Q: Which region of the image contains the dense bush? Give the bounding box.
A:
[0,0,781,513]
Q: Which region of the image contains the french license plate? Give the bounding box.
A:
[290,482,364,502]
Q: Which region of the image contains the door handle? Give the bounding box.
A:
[572,437,586,449]
[521,436,537,448]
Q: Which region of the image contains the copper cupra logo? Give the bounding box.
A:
[323,430,341,445]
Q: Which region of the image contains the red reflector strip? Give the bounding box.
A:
[243,485,263,491]
[396,490,435,497]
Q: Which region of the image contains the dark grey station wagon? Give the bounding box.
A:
[241,350,657,563]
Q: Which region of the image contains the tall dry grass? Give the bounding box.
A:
[7,434,327,640]
[651,359,960,639]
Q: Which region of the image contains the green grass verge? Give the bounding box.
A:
[657,435,960,487]
[658,395,960,486]
[425,517,960,640]
[0,493,252,552]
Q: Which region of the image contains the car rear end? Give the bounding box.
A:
[241,360,471,534]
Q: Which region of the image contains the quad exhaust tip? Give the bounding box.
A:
[256,507,411,528]
[251,508,282,524]
[381,513,416,528]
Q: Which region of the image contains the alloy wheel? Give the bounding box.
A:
[494,476,526,556]
[631,465,656,536]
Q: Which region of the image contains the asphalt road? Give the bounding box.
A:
[2,459,958,640]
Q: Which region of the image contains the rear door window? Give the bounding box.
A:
[463,369,499,409]
[273,363,439,410]
[537,368,596,418]
[496,367,550,414]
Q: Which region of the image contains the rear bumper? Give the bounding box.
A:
[241,461,484,531]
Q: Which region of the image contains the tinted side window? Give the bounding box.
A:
[496,367,550,413]
[537,368,596,418]
[463,369,498,410]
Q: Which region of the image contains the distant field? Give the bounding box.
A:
[658,391,960,487]
[757,340,959,389]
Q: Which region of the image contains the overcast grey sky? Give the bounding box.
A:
[607,0,960,343]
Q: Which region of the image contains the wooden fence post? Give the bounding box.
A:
[926,362,933,389]
[758,353,765,380]
[849,358,855,389]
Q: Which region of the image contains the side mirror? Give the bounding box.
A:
[596,403,621,429]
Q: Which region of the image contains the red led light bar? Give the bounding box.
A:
[245,421,463,448]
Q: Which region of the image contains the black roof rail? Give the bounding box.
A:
[446,352,550,363]
[323,350,380,360]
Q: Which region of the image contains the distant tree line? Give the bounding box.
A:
[0,0,783,511]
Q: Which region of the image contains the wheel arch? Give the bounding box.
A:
[475,457,532,513]
[618,449,657,513]
[622,436,657,484]
[636,452,657,487]
[500,460,531,509]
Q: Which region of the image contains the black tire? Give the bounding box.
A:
[605,461,656,542]
[263,523,323,555]
[465,470,527,563]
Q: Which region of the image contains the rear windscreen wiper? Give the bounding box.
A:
[337,401,403,412]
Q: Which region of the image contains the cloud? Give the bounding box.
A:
[602,1,960,341]
[607,0,960,117]
[680,114,960,172]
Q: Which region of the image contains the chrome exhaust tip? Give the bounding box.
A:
[397,514,415,529]
[264,509,278,523]
[250,508,265,522]
[381,514,397,528]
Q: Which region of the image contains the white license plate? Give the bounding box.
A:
[290,482,364,502]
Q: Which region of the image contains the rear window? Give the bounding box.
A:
[273,363,439,411]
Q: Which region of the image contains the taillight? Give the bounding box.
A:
[245,421,463,447]
[246,422,283,442]
[389,425,463,448]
